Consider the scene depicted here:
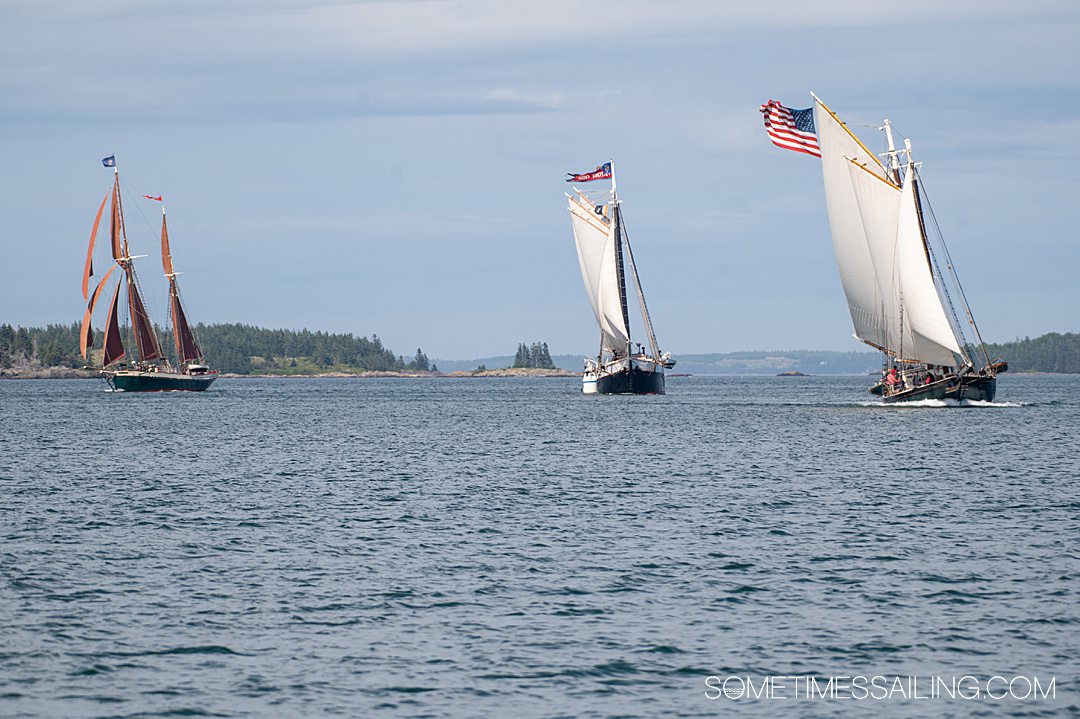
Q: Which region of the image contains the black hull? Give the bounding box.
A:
[595,367,665,395]
[108,372,217,392]
[872,373,996,404]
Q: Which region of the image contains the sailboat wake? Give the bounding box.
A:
[858,398,1024,408]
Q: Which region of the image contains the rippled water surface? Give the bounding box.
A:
[1,375,1077,717]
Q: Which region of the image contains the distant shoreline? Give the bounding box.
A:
[0,367,580,380]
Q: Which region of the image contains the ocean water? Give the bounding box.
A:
[0,374,1077,718]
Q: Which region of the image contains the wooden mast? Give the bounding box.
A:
[160,207,203,365]
[610,163,631,358]
[112,163,165,364]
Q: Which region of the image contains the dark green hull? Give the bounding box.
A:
[107,371,217,392]
[870,373,996,404]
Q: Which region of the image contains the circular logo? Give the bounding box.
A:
[722,676,745,699]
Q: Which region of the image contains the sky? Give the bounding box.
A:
[2,0,1078,359]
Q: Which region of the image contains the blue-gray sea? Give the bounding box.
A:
[1,375,1077,718]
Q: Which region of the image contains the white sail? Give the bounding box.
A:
[568,196,629,351]
[845,159,904,352]
[814,98,894,349]
[846,157,964,366]
[894,172,965,365]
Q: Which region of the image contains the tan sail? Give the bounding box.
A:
[83,191,109,300]
[80,264,118,359]
[160,212,174,276]
[109,179,124,261]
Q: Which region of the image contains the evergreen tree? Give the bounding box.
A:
[513,342,529,368]
[538,342,554,369]
[408,348,429,371]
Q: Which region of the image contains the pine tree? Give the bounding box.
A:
[538,342,554,369]
[410,347,429,371]
[513,342,529,368]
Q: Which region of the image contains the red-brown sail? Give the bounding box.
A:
[102,280,125,367]
[160,212,174,276]
[126,273,164,362]
[170,282,203,363]
[80,265,118,359]
[160,212,203,364]
[109,179,123,261]
[83,191,109,300]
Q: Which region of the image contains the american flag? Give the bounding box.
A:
[760,100,821,158]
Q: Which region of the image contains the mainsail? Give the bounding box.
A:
[813,96,896,350]
[102,279,125,367]
[160,211,203,364]
[127,277,164,362]
[569,194,631,352]
[817,95,965,366]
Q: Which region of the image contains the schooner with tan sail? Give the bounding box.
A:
[80,156,216,391]
[761,95,1005,403]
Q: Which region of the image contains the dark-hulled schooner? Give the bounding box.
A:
[762,96,1005,403]
[565,162,674,394]
[80,156,217,391]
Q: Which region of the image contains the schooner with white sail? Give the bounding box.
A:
[761,96,1005,403]
[80,155,217,391]
[566,161,674,394]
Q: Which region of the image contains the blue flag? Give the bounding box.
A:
[101,155,116,167]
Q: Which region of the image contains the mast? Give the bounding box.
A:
[882,119,903,185]
[610,162,631,355]
[911,160,992,370]
[160,206,203,365]
[903,137,971,368]
[113,162,165,364]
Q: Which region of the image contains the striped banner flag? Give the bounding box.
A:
[760,100,821,158]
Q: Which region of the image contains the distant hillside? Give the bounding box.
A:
[434,354,583,372]
[0,322,421,376]
[670,350,879,375]
[435,350,879,375]
[985,332,1079,373]
[436,335,1078,375]
[3,323,1077,376]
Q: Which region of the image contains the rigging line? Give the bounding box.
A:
[117,176,170,335]
[617,211,660,361]
[913,166,991,368]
